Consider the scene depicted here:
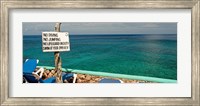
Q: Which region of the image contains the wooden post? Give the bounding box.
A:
[54,23,63,83]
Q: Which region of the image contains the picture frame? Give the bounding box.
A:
[1,0,199,105]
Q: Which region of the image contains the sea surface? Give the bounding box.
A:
[23,34,177,80]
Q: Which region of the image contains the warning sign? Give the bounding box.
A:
[42,32,70,52]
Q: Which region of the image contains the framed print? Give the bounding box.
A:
[1,0,199,106]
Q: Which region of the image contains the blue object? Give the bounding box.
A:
[23,59,39,83]
[23,59,75,83]
[62,73,74,80]
[23,59,38,74]
[39,77,56,83]
[38,73,74,83]
[99,78,122,83]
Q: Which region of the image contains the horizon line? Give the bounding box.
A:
[23,33,177,36]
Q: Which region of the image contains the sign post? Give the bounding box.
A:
[54,23,62,83]
[42,23,70,83]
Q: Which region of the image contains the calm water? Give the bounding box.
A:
[23,34,177,80]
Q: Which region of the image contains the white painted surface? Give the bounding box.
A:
[42,32,70,52]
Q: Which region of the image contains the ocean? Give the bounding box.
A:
[23,34,177,80]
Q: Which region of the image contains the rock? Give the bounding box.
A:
[94,78,100,82]
[45,70,50,74]
[79,75,86,79]
[43,72,48,78]
[48,72,53,78]
[89,80,96,83]
[81,80,87,83]
[63,79,68,83]
[51,70,55,75]
[77,79,82,83]
[85,75,91,81]
[69,73,152,83]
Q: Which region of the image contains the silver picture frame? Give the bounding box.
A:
[1,0,199,105]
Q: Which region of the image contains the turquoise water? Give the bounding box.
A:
[23,34,177,80]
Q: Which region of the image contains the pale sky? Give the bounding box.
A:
[23,22,177,35]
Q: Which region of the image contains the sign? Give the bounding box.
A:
[42,32,70,52]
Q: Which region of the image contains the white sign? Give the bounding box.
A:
[42,32,70,52]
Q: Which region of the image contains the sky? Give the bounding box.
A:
[23,22,177,35]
